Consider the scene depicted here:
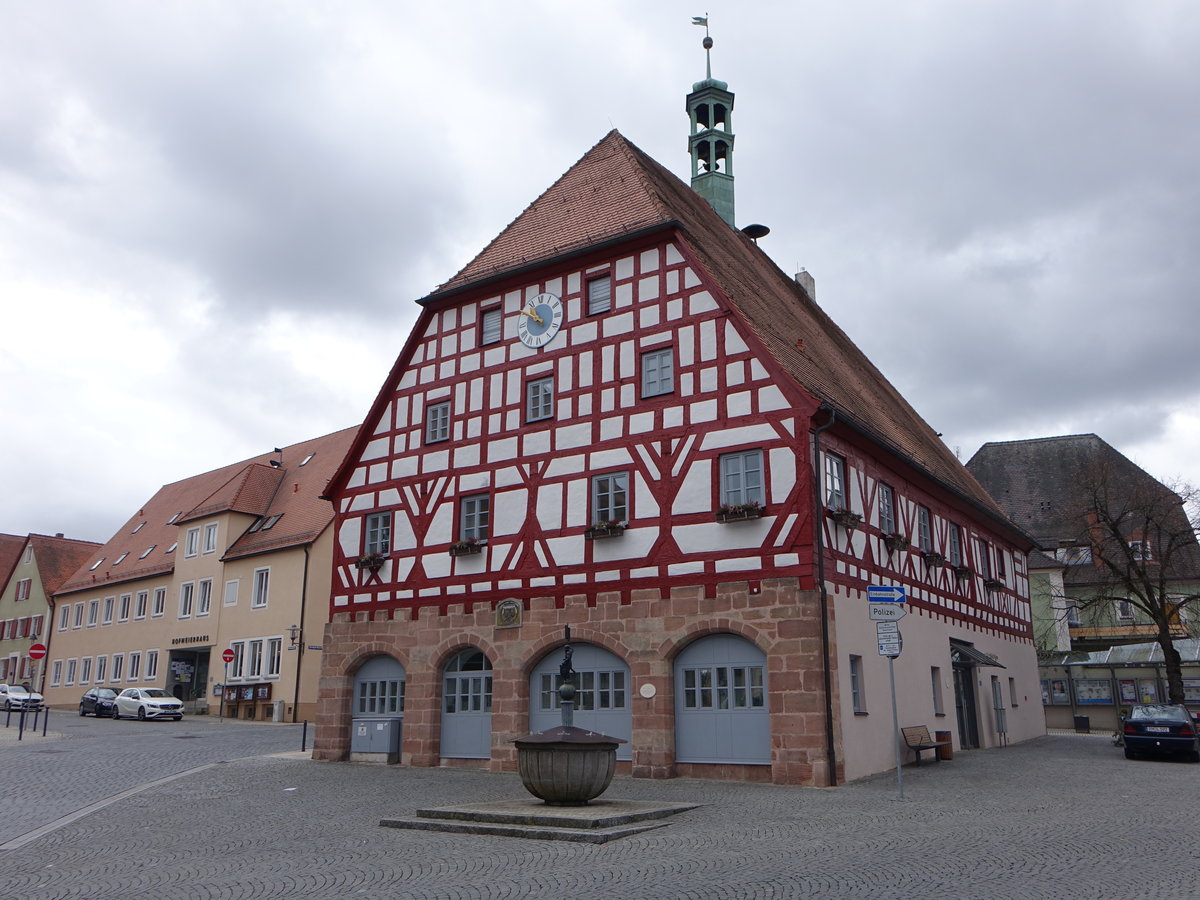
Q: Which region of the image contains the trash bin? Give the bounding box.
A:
[1073,715,1090,734]
[935,730,953,760]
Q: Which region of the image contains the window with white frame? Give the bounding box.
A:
[111,653,124,682]
[229,641,245,678]
[102,596,114,625]
[197,579,212,616]
[931,666,944,715]
[59,605,70,631]
[1130,540,1153,561]
[878,483,897,536]
[586,274,612,315]
[425,400,451,443]
[152,587,166,617]
[849,655,865,713]
[16,578,31,602]
[203,522,218,554]
[640,347,674,398]
[179,582,194,618]
[824,453,846,510]
[73,602,84,629]
[976,539,992,579]
[460,494,490,542]
[917,506,933,553]
[87,599,99,627]
[80,657,92,684]
[1116,599,1135,621]
[251,569,270,608]
[118,594,131,622]
[591,471,629,525]
[135,591,148,619]
[146,650,159,680]
[23,544,32,564]
[224,579,239,607]
[526,376,554,422]
[185,527,200,558]
[480,307,502,345]
[364,513,391,556]
[51,659,62,686]
[95,655,107,683]
[66,658,77,686]
[267,638,282,677]
[128,651,141,681]
[720,449,764,508]
[248,640,264,677]
[995,550,1006,580]
[948,525,963,567]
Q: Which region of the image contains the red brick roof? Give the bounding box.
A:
[58,427,357,594]
[426,131,1014,533]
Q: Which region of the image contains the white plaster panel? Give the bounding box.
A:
[507,369,524,405]
[489,437,518,463]
[600,417,623,441]
[664,404,685,429]
[675,461,712,513]
[699,424,779,450]
[466,417,482,439]
[616,256,635,280]
[362,437,389,461]
[338,519,360,556]
[411,344,425,365]
[577,351,593,388]
[334,595,349,606]
[572,320,598,346]
[461,303,478,326]
[494,489,527,535]
[716,557,764,572]
[758,385,789,412]
[604,312,635,338]
[726,361,746,386]
[484,347,506,368]
[378,488,401,508]
[420,364,435,383]
[440,334,458,358]
[423,552,452,579]
[391,457,418,479]
[700,366,718,392]
[668,561,705,576]
[678,326,695,366]
[368,463,388,483]
[590,447,634,468]
[555,422,593,450]
[537,483,564,531]
[689,399,718,423]
[593,527,658,562]
[577,394,592,417]
[640,248,660,272]
[504,290,522,310]
[372,405,391,436]
[640,331,672,347]
[353,593,372,604]
[750,359,768,380]
[454,444,481,468]
[524,430,551,456]
[666,243,684,265]
[493,466,523,488]
[666,273,681,298]
[440,361,456,380]
[595,570,621,581]
[567,272,581,293]
[394,511,415,551]
[399,370,417,390]
[347,493,376,513]
[634,479,659,517]
[545,276,563,297]
[638,276,660,305]
[563,573,587,584]
[773,553,800,567]
[676,520,770,552]
[557,357,574,392]
[547,535,585,565]
[556,397,573,419]
[615,281,633,307]
[393,396,410,430]
[683,268,700,288]
[690,291,718,315]
[601,345,615,383]
[527,359,553,376]
[545,455,587,480]
[600,388,615,413]
[724,321,750,354]
[619,341,635,378]
[628,412,654,434]
[429,505,453,544]
[727,391,752,417]
[770,448,797,502]
[699,320,717,361]
[422,450,449,473]
[620,384,636,407]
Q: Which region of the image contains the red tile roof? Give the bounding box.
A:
[57,427,357,594]
[425,131,1016,535]
[0,534,23,589]
[27,534,103,595]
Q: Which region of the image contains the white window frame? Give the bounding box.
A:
[719,450,764,507]
[197,579,212,617]
[152,587,166,617]
[135,591,148,619]
[229,641,245,679]
[87,599,99,627]
[102,596,114,625]
[823,453,846,510]
[1129,540,1153,561]
[51,659,62,687]
[425,400,451,444]
[252,568,270,609]
[224,579,239,607]
[640,347,674,398]
[1116,599,1135,621]
[73,601,84,629]
[586,274,612,315]
[15,578,31,602]
[591,471,629,525]
[203,522,219,554]
[80,657,92,684]
[849,654,865,713]
[58,605,70,632]
[118,593,131,622]
[95,655,107,683]
[111,653,124,682]
[364,513,391,557]
[976,538,992,579]
[248,640,264,678]
[267,638,282,677]
[128,651,141,682]
[66,658,77,686]
[185,527,200,558]
[146,649,159,680]
[526,376,554,422]
[179,582,194,619]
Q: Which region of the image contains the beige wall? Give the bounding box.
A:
[43,513,331,723]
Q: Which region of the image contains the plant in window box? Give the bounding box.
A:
[448,538,485,557]
[827,508,862,531]
[983,578,1004,592]
[953,564,974,580]
[585,520,626,540]
[355,552,387,572]
[883,533,910,554]
[716,502,764,523]
[922,551,946,568]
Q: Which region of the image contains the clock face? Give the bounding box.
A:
[516,292,565,349]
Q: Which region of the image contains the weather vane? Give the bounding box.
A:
[692,14,713,79]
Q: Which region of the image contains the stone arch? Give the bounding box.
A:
[656,617,772,664]
[520,627,632,679]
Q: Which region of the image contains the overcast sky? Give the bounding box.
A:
[3,1,1198,542]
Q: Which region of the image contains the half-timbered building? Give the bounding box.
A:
[315,67,1041,784]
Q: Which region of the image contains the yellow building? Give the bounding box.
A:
[44,428,354,722]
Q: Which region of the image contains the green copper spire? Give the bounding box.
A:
[686,18,735,226]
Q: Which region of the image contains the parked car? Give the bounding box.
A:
[112,688,184,721]
[79,687,122,717]
[0,683,44,712]
[1123,704,1200,762]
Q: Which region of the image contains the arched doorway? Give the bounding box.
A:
[529,643,631,760]
[674,633,769,764]
[440,648,492,759]
[351,655,405,763]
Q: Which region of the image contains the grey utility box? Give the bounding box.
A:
[350,717,402,764]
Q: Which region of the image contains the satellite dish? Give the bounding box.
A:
[742,223,770,243]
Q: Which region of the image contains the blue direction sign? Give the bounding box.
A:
[868,585,907,604]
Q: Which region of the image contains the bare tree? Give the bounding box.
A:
[1071,457,1200,703]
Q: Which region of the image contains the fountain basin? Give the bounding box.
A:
[514,725,625,806]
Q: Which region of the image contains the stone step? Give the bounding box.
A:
[379,816,670,844]
[413,799,699,830]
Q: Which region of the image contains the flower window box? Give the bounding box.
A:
[716,503,764,523]
[922,551,946,568]
[883,534,910,554]
[983,578,1004,592]
[953,565,974,580]
[827,508,862,531]
[585,522,626,541]
[355,553,387,572]
[449,540,485,558]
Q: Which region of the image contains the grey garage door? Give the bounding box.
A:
[441,648,492,759]
[529,643,632,761]
[674,633,769,764]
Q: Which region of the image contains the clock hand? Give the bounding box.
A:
[521,308,544,326]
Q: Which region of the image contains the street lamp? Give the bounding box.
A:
[287,624,301,651]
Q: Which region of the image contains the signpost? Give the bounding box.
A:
[220,648,235,722]
[867,587,907,799]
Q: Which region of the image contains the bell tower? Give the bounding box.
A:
[686,22,735,227]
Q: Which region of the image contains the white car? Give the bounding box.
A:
[0,683,44,711]
[113,688,184,721]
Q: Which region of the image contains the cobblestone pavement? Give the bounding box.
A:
[1,728,1197,899]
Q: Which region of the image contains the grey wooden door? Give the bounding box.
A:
[674,634,769,764]
[529,644,631,760]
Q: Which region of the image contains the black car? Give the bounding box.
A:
[79,687,121,717]
[1123,704,1200,761]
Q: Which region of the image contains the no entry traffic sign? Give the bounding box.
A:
[28,643,47,660]
[222,648,236,664]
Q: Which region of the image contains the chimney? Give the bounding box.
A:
[794,269,815,301]
[55,532,64,538]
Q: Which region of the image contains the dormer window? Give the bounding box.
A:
[262,514,283,531]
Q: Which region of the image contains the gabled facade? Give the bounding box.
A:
[314,121,1040,784]
[43,429,355,721]
[0,533,100,684]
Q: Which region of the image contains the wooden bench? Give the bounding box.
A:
[901,725,952,766]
